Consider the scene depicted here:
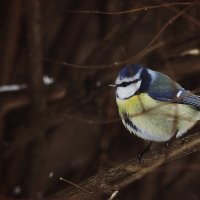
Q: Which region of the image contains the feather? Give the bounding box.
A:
[147,71,200,111]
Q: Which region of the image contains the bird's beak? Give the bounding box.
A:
[109,84,116,87]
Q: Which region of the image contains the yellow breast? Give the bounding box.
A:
[116,93,199,141]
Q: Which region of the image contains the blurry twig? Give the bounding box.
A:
[156,0,200,27]
[43,3,193,69]
[0,84,66,115]
[43,40,165,69]
[133,3,194,61]
[65,2,192,15]
[60,177,92,195]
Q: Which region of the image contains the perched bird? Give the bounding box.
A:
[114,64,200,142]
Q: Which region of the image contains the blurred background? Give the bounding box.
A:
[0,0,200,199]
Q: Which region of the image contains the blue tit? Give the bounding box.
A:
[114,64,200,142]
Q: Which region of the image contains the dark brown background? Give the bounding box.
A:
[0,0,200,199]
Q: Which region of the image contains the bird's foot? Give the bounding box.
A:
[136,142,152,163]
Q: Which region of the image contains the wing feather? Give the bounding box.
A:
[147,72,200,111]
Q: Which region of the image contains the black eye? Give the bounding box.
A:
[117,79,140,87]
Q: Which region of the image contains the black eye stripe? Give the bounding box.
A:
[116,79,140,87]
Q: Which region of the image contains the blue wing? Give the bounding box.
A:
[147,72,200,111]
[176,91,200,111]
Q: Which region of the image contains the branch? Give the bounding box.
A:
[47,132,200,200]
[25,0,45,114]
[0,0,21,85]
[65,2,192,15]
[0,84,66,115]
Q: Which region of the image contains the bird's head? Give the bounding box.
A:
[114,64,150,100]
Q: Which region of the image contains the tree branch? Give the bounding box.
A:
[48,132,200,200]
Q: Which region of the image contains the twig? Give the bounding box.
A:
[132,3,194,61]
[43,3,193,69]
[43,40,164,69]
[66,2,192,15]
[156,0,200,27]
[108,191,119,200]
[60,177,92,195]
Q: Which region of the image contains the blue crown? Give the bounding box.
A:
[119,64,143,79]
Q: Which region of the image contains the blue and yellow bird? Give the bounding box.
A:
[114,64,200,142]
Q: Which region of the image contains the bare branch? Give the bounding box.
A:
[65,2,192,15]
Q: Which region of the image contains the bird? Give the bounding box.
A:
[114,64,200,142]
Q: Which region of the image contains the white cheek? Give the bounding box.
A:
[116,80,141,99]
